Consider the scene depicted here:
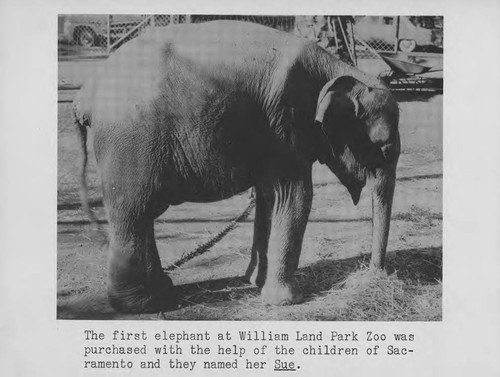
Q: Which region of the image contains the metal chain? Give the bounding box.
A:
[162,197,255,272]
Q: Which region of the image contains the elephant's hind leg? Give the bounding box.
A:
[100,150,174,313]
[107,217,174,313]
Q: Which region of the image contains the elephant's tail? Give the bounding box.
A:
[73,109,99,228]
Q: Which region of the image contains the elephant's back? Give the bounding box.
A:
[75,21,312,128]
[139,21,307,62]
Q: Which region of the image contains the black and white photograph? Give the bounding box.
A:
[57,15,443,320]
[2,0,500,375]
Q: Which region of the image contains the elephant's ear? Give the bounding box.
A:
[314,77,359,162]
[314,76,386,169]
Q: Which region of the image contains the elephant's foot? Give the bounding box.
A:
[369,258,385,270]
[108,273,175,313]
[261,281,303,306]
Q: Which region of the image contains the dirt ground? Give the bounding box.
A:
[57,57,442,320]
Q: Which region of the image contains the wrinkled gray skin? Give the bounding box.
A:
[74,21,400,313]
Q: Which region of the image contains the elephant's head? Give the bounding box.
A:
[314,75,400,268]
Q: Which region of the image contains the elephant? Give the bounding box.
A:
[73,20,400,313]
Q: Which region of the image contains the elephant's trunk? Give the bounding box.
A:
[370,167,396,269]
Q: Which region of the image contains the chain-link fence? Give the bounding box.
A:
[58,15,172,58]
[58,15,296,59]
[189,15,295,32]
[353,16,443,55]
[58,14,442,61]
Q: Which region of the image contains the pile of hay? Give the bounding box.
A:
[155,261,442,321]
[332,264,442,321]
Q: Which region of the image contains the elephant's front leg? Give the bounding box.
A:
[260,176,313,305]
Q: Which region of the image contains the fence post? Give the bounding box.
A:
[106,15,111,55]
[185,15,191,23]
[394,16,400,53]
[349,20,357,66]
